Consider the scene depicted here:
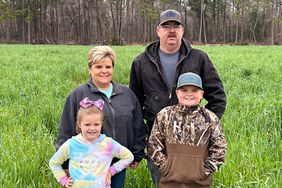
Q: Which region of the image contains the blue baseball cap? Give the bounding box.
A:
[176,72,203,89]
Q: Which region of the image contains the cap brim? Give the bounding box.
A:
[177,83,203,89]
[159,20,183,26]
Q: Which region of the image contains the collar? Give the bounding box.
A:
[87,78,124,96]
[175,103,201,116]
[75,133,106,144]
[146,38,192,61]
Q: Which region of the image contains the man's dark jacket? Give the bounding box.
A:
[129,39,226,134]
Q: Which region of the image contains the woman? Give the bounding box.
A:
[56,46,146,188]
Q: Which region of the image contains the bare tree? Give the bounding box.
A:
[1,0,282,44]
[250,1,260,43]
[199,0,204,43]
[240,0,245,43]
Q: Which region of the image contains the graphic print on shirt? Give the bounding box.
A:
[79,155,99,172]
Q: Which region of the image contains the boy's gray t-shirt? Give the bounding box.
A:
[159,49,180,90]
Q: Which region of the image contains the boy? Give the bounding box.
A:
[148,72,227,188]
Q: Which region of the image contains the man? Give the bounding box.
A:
[129,9,226,187]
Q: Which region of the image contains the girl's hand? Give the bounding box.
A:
[105,171,111,187]
[64,176,73,188]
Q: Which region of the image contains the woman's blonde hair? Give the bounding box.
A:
[87,46,116,68]
[76,106,104,134]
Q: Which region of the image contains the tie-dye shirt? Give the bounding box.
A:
[49,134,133,188]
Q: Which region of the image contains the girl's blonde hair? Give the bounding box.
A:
[87,46,116,68]
[76,106,104,134]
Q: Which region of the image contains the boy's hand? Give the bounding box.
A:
[129,162,139,170]
[105,171,111,187]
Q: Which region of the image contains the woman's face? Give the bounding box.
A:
[89,57,113,89]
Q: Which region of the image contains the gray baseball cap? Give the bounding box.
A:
[159,9,183,26]
[176,72,203,89]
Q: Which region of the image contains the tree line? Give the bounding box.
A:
[0,0,282,45]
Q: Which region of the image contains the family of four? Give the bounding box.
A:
[49,9,227,188]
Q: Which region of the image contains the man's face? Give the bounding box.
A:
[156,21,184,49]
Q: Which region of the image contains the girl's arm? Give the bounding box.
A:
[49,140,72,186]
[109,139,134,176]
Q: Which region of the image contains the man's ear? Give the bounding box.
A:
[156,26,161,37]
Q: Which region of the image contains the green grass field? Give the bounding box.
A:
[0,44,281,187]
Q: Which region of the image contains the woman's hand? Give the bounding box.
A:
[105,171,112,187]
[129,161,139,170]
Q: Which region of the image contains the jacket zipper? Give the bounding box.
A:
[151,58,172,98]
[100,92,116,139]
[108,95,116,139]
[171,55,187,96]
[151,55,187,100]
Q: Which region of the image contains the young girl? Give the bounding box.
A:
[49,97,134,188]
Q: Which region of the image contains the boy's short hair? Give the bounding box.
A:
[177,72,203,89]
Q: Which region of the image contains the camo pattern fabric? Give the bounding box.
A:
[148,104,227,175]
